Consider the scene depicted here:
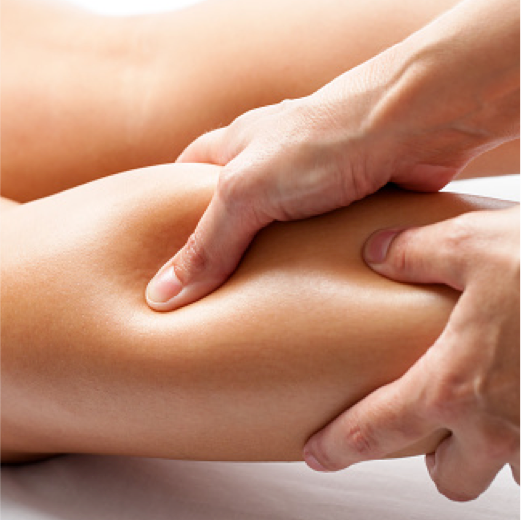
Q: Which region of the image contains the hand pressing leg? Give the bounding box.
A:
[2,162,513,463]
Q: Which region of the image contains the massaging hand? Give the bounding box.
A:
[304,205,520,501]
[145,0,518,311]
[143,41,481,311]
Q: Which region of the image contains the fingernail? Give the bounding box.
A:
[363,229,400,264]
[147,266,182,304]
[303,444,333,473]
[304,451,329,472]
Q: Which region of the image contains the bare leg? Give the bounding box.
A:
[3,0,516,202]
[1,163,513,463]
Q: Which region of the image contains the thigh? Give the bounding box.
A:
[3,0,476,202]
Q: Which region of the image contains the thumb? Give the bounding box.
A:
[145,169,268,311]
[362,216,472,291]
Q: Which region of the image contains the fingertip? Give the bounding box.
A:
[303,436,342,473]
[436,484,481,503]
[175,137,206,165]
[144,283,192,312]
[146,270,226,312]
[146,266,183,311]
[176,128,227,165]
[426,436,497,502]
[363,228,402,265]
[303,449,333,473]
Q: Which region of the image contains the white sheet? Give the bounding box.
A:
[2,453,519,520]
[442,174,520,201]
[3,1,519,517]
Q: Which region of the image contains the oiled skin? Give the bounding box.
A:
[1,164,512,463]
[1,0,518,465]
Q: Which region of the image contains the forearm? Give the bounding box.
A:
[401,0,520,149]
[315,0,520,185]
[2,163,513,463]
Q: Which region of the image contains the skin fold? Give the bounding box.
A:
[1,163,513,463]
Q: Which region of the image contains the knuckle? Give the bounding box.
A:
[385,229,420,275]
[473,369,498,406]
[339,154,375,204]
[231,107,257,127]
[475,369,520,425]
[229,112,249,134]
[424,372,472,424]
[216,166,250,214]
[183,128,230,165]
[426,397,463,426]
[390,239,411,273]
[231,102,275,131]
[176,231,208,283]
[278,97,296,112]
[217,164,270,227]
[442,213,475,263]
[342,422,377,460]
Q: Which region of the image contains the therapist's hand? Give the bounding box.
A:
[304,205,520,501]
[145,0,518,312]
[147,42,482,311]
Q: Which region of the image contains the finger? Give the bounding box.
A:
[303,360,438,472]
[362,214,475,290]
[425,434,504,501]
[176,128,228,165]
[145,175,267,311]
[177,102,283,165]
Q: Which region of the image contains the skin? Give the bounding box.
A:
[306,204,520,502]
[1,163,513,464]
[0,0,519,500]
[152,0,520,311]
[113,0,520,501]
[1,0,518,202]
[300,1,521,501]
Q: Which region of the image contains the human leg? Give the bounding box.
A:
[1,162,513,462]
[7,0,511,203]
